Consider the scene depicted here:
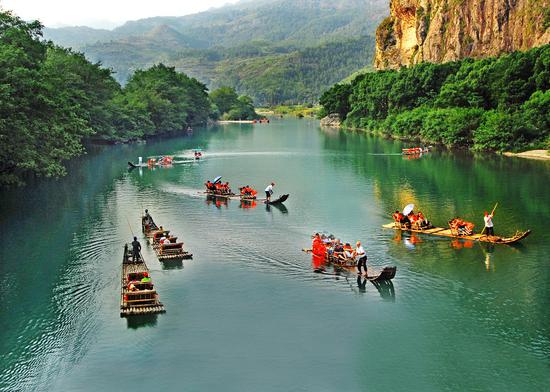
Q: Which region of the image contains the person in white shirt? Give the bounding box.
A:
[483,211,495,236]
[265,182,275,202]
[355,241,367,275]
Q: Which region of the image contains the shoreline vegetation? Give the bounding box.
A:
[258,105,321,118]
[320,44,549,153]
[0,10,258,186]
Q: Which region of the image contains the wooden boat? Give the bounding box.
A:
[120,244,165,317]
[302,248,397,281]
[382,222,531,244]
[266,194,289,205]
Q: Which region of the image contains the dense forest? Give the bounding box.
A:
[0,11,255,186]
[44,0,387,104]
[320,45,550,152]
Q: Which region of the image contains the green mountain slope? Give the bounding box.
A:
[43,0,388,104]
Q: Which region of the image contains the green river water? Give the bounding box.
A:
[0,118,549,391]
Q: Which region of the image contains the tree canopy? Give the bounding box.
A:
[320,45,550,152]
[0,10,214,186]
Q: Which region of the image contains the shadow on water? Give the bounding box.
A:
[370,279,396,302]
[311,254,397,300]
[160,260,184,270]
[270,202,288,214]
[125,314,159,330]
[265,202,289,214]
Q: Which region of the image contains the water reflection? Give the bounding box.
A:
[160,259,184,270]
[370,280,396,301]
[205,195,229,209]
[239,199,257,209]
[126,314,159,330]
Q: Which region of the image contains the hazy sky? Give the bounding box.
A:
[1,0,241,29]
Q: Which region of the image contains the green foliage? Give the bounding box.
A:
[0,11,213,186]
[210,87,259,120]
[210,86,239,115]
[319,83,352,119]
[321,44,550,152]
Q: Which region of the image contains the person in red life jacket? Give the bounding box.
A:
[483,211,495,236]
[311,233,326,258]
[392,210,401,223]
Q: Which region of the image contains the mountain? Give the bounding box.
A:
[42,0,389,104]
[374,0,550,69]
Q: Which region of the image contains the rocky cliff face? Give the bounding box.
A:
[375,0,550,69]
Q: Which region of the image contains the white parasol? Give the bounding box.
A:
[403,203,414,216]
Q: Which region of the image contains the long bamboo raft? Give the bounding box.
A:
[120,244,165,317]
[382,222,531,244]
[142,216,193,261]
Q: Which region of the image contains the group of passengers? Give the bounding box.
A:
[449,218,475,236]
[312,233,368,275]
[127,272,153,291]
[205,181,232,194]
[392,210,431,229]
[239,185,257,198]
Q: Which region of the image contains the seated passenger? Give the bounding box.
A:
[392,210,401,222]
[343,243,354,260]
[417,211,430,228]
[141,272,151,283]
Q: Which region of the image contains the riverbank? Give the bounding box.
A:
[503,150,550,161]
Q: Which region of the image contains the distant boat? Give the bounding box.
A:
[402,147,429,155]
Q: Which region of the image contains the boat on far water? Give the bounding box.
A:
[402,147,429,155]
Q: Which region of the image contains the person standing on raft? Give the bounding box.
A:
[131,236,141,263]
[484,211,495,236]
[265,182,275,203]
[355,241,367,275]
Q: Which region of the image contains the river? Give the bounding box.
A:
[1,118,549,391]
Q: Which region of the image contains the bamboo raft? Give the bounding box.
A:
[203,190,258,201]
[382,222,531,244]
[120,244,165,317]
[142,216,193,261]
[302,248,397,282]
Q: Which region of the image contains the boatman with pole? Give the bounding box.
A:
[131,236,141,263]
[483,211,495,236]
[355,241,367,276]
[265,182,275,203]
[482,203,498,237]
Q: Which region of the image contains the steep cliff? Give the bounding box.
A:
[375,0,550,69]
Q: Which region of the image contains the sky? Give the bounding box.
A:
[1,0,242,29]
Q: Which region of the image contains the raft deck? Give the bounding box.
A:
[382,223,530,244]
[120,245,165,317]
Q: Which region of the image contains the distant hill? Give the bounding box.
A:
[43,0,388,104]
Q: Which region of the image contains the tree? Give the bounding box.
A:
[210,86,239,115]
